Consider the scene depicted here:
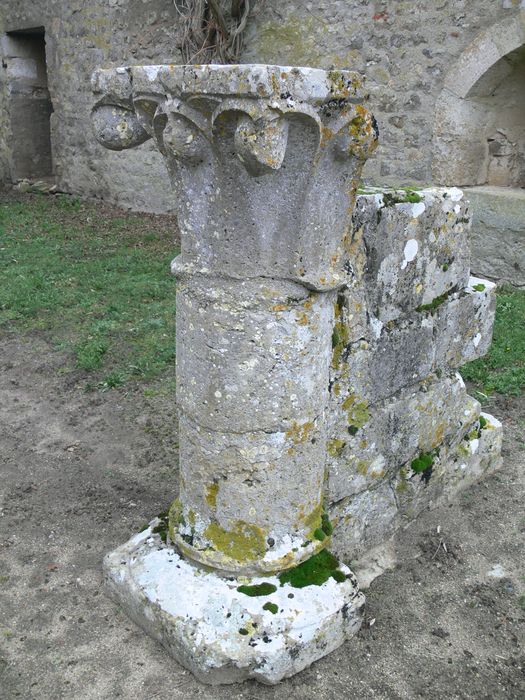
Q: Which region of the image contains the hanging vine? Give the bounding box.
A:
[175,0,262,64]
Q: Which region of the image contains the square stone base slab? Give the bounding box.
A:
[104,528,365,685]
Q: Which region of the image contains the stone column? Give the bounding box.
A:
[92,64,377,684]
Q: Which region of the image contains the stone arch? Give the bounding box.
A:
[432,13,525,186]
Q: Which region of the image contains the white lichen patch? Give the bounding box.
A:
[104,529,364,685]
[370,316,383,340]
[447,187,464,202]
[467,276,496,293]
[400,239,419,270]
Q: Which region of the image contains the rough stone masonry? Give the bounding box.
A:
[91,63,501,684]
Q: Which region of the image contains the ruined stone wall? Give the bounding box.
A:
[0,0,184,211]
[243,0,523,187]
[1,1,524,210]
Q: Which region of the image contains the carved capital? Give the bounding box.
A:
[92,64,378,289]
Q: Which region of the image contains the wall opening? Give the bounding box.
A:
[465,44,525,188]
[3,27,54,181]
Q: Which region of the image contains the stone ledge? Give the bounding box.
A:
[104,530,365,685]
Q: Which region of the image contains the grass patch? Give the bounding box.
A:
[461,286,525,396]
[0,193,179,389]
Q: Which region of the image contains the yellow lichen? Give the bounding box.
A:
[342,394,370,429]
[356,460,370,476]
[299,501,323,534]
[271,303,288,312]
[205,482,219,509]
[204,521,266,563]
[286,420,314,445]
[331,295,351,368]
[327,438,346,457]
[296,312,309,326]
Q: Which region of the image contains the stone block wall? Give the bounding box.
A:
[324,188,502,563]
[0,0,184,211]
[1,1,525,211]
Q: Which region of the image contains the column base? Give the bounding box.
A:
[103,525,365,685]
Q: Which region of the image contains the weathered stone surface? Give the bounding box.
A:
[394,412,503,521]
[466,186,525,287]
[328,481,399,564]
[93,64,377,290]
[331,276,496,406]
[326,373,480,504]
[175,274,334,434]
[176,414,328,574]
[433,276,496,367]
[92,63,377,576]
[354,187,471,323]
[0,0,183,211]
[91,58,502,684]
[105,526,365,685]
[91,103,150,151]
[329,412,503,562]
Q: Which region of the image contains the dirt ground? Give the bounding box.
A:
[0,332,524,700]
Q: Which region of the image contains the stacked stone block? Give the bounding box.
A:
[326,187,502,563]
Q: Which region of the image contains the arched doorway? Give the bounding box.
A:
[432,14,525,286]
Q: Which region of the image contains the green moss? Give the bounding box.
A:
[442,263,449,271]
[383,190,423,206]
[237,582,277,597]
[479,415,487,430]
[150,508,170,543]
[278,549,346,588]
[263,601,279,614]
[416,290,451,313]
[238,628,249,636]
[321,513,333,536]
[331,570,347,583]
[472,283,486,292]
[313,528,326,541]
[410,451,434,474]
[205,521,266,563]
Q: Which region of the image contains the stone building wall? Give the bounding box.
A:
[1,1,525,211]
[0,0,184,212]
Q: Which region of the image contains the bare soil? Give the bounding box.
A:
[1,333,524,700]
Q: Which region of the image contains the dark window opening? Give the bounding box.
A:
[3,27,54,181]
